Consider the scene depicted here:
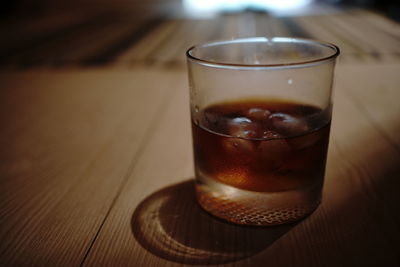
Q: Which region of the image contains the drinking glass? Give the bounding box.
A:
[186,37,339,226]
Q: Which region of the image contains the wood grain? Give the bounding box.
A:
[0,69,182,266]
[0,6,399,267]
[76,65,400,267]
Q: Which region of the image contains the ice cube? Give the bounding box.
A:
[232,117,252,124]
[226,117,259,139]
[257,138,291,163]
[203,111,220,129]
[287,126,328,150]
[222,137,255,155]
[245,108,271,121]
[306,108,331,129]
[262,130,281,139]
[268,113,309,136]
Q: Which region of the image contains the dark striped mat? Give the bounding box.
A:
[0,8,399,69]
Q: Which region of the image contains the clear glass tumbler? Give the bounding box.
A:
[186,37,339,226]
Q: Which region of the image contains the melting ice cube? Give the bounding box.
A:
[226,117,260,138]
[268,113,309,136]
[245,108,271,121]
[262,130,281,139]
[222,137,255,155]
[258,138,291,162]
[287,126,326,150]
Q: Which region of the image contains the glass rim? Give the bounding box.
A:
[186,37,340,68]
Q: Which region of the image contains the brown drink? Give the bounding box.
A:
[192,98,331,225]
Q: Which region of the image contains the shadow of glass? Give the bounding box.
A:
[131,179,298,265]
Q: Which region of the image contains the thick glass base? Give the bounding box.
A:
[196,172,322,226]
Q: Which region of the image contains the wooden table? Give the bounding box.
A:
[1,7,400,267]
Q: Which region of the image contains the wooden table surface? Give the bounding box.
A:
[0,6,400,267]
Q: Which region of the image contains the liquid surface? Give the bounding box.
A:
[192,98,330,192]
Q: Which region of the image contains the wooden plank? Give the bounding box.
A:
[82,18,164,66]
[253,14,275,37]
[148,20,197,66]
[353,9,400,40]
[335,64,400,149]
[82,71,195,266]
[340,13,400,54]
[294,16,367,63]
[82,65,400,266]
[269,16,292,36]
[324,15,400,63]
[323,15,379,55]
[168,17,230,65]
[0,69,181,266]
[115,20,180,65]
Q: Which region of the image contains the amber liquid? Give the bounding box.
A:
[192,98,331,226]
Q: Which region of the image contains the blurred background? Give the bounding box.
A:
[0,0,399,69]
